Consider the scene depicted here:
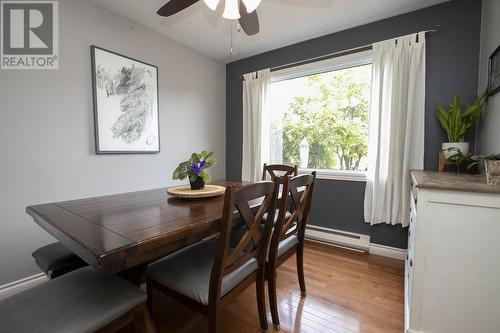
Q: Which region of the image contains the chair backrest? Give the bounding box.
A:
[269,172,316,261]
[262,163,298,181]
[209,181,278,301]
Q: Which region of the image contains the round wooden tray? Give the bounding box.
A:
[167,185,226,199]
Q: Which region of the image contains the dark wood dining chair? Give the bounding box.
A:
[261,163,298,225]
[0,267,156,333]
[146,181,279,333]
[262,163,298,181]
[267,172,316,330]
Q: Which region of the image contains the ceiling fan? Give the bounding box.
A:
[157,0,261,35]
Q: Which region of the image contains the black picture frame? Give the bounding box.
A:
[91,45,160,154]
[488,44,500,97]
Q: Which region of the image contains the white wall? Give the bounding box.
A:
[0,0,225,285]
[478,0,500,154]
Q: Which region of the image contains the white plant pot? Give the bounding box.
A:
[442,142,469,159]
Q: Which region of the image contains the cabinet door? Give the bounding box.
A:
[421,198,500,333]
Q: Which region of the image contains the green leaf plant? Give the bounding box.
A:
[436,91,488,142]
[469,153,500,169]
[172,151,217,183]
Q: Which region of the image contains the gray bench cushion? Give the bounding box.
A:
[0,267,146,333]
[147,240,258,305]
[32,242,87,279]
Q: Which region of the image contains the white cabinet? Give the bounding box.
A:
[406,171,500,333]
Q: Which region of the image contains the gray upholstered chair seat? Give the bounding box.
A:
[32,242,87,279]
[229,225,299,261]
[0,267,146,333]
[273,235,299,259]
[147,240,258,305]
[262,209,292,224]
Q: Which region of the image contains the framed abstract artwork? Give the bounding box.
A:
[489,44,500,97]
[91,46,160,154]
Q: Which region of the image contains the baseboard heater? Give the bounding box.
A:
[305,225,371,252]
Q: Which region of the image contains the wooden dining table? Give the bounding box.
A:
[26,180,249,279]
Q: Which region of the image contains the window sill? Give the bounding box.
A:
[298,168,367,182]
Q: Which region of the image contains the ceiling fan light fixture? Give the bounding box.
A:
[202,0,220,11]
[222,0,240,19]
[241,0,261,13]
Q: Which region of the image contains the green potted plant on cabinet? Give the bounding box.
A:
[436,91,487,159]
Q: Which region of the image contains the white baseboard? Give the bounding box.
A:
[369,243,407,260]
[0,273,48,301]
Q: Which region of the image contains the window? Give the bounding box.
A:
[266,51,372,181]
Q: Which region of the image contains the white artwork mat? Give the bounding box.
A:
[92,47,159,153]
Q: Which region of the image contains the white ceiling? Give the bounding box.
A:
[91,0,449,63]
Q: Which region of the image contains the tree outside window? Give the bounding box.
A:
[269,63,372,172]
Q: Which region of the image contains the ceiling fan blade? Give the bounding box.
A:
[238,1,260,35]
[157,0,199,17]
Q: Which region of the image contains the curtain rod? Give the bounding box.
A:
[241,28,440,79]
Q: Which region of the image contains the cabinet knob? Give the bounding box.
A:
[410,259,413,267]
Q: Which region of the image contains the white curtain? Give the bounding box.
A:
[364,32,426,227]
[242,69,271,181]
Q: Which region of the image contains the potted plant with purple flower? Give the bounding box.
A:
[172,151,217,190]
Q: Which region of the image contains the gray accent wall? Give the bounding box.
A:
[478,0,500,154]
[226,0,482,249]
[0,0,226,285]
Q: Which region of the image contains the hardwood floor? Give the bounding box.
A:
[150,241,404,333]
